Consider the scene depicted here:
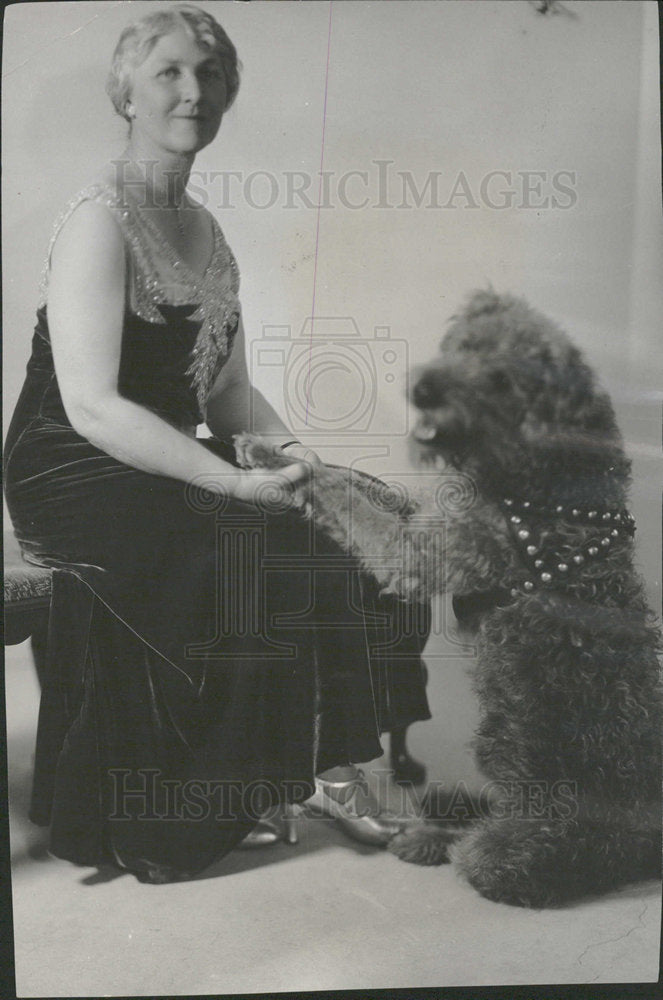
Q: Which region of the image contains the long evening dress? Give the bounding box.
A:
[4,183,431,879]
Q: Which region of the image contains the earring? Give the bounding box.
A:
[126,103,135,119]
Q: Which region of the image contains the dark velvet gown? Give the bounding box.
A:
[4,184,431,879]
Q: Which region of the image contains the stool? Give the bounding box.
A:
[4,530,52,684]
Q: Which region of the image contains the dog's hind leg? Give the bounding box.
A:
[450,816,662,908]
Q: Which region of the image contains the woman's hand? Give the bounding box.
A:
[226,462,313,509]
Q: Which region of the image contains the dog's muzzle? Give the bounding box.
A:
[412,416,439,442]
[413,406,471,451]
[411,366,479,460]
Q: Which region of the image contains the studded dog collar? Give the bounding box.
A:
[498,497,636,597]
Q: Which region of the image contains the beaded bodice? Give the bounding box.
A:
[38,183,241,415]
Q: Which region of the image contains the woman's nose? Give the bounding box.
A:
[180,70,201,104]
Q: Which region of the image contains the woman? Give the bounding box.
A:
[4,4,430,882]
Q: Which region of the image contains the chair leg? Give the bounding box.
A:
[390,725,427,786]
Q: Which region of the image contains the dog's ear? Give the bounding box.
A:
[547,355,618,435]
[568,386,619,436]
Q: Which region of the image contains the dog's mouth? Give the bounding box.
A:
[412,415,441,444]
[412,406,475,462]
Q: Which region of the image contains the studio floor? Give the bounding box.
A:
[6,597,661,998]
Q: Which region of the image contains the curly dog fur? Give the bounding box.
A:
[233,437,448,601]
[387,290,662,907]
[235,289,661,907]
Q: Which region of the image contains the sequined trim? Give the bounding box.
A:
[39,183,241,411]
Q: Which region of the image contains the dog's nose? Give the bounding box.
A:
[412,373,442,410]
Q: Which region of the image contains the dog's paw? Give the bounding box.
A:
[387,824,459,865]
[233,432,262,468]
[233,433,292,470]
[449,820,574,908]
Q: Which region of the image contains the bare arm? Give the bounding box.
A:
[204,316,292,441]
[47,201,309,502]
[205,315,323,466]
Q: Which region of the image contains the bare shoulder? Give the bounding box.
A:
[51,196,125,274]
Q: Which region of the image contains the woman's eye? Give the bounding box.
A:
[160,67,179,79]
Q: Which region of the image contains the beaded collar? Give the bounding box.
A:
[39,183,241,411]
[498,496,636,597]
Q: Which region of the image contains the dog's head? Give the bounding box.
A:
[411,291,622,481]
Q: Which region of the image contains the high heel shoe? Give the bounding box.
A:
[282,801,301,845]
[135,864,195,884]
[304,769,407,847]
[238,807,302,849]
[237,819,282,849]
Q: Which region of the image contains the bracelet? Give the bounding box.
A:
[280,440,302,451]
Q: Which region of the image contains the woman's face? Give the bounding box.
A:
[128,27,228,156]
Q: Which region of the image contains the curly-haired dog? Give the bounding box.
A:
[234,291,661,906]
[384,290,662,907]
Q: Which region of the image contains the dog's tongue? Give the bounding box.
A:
[413,419,438,441]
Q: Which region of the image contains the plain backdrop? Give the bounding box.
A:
[2,0,662,602]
